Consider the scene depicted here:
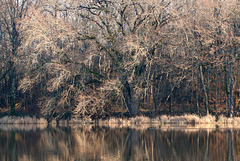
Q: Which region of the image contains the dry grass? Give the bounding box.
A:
[97,114,240,129]
[217,115,240,124]
[68,118,94,124]
[99,116,155,125]
[0,116,47,124]
[2,114,240,130]
[160,114,216,124]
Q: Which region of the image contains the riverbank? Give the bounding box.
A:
[1,114,240,125]
[1,114,240,130]
[97,114,240,129]
[0,116,48,124]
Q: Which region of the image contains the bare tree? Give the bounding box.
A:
[19,0,175,118]
[14,0,240,119]
[0,0,32,115]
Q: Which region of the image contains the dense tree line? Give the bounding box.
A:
[0,0,239,120]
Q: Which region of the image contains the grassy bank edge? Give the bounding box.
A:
[98,114,240,126]
[1,114,239,125]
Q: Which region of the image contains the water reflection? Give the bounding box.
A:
[0,125,239,161]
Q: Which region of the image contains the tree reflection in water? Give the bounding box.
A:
[0,125,239,161]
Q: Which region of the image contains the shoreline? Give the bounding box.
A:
[1,114,240,131]
[1,114,240,126]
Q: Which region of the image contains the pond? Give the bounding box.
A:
[0,124,239,161]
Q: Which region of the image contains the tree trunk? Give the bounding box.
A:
[122,80,138,116]
[200,65,209,114]
[153,79,161,116]
[229,64,234,118]
[0,20,2,44]
[207,66,210,100]
[196,90,199,115]
[10,62,16,116]
[169,81,173,114]
[226,64,234,118]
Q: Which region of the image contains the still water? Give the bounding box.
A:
[0,124,239,161]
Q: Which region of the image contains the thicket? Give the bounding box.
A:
[0,0,240,120]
